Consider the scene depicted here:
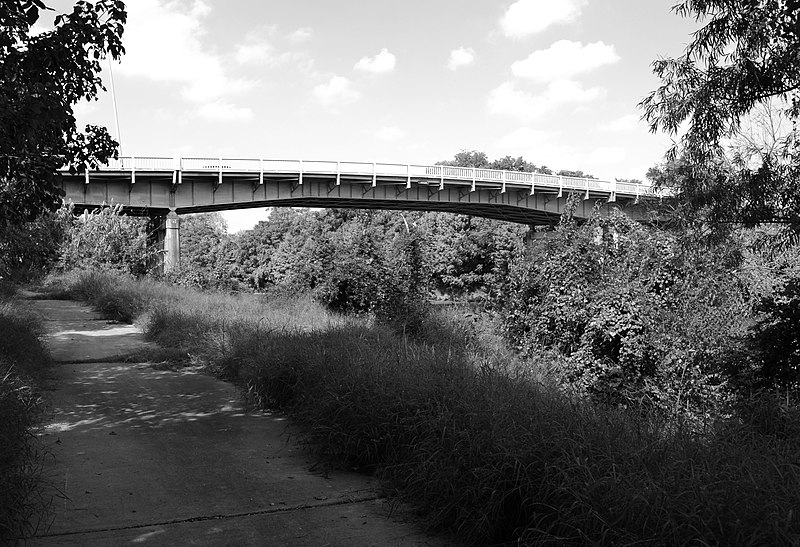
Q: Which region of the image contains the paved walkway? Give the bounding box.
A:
[29,297,450,546]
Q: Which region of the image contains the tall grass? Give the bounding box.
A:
[55,269,800,545]
[0,298,53,542]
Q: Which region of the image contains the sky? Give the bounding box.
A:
[49,0,700,232]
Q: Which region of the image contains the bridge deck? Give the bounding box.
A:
[61,156,655,224]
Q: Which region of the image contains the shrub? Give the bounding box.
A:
[494,204,750,421]
[57,203,158,277]
[0,300,52,542]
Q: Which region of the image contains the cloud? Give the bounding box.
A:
[597,114,640,133]
[512,40,620,82]
[235,39,275,65]
[195,101,253,122]
[116,0,254,106]
[500,0,587,38]
[313,76,361,107]
[234,29,309,68]
[375,126,406,141]
[447,47,476,70]
[354,48,396,74]
[289,27,313,43]
[487,80,603,121]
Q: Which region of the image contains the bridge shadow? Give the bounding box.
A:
[44,363,287,435]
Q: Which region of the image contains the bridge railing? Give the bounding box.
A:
[84,156,660,197]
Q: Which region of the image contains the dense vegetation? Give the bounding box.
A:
[3,0,800,543]
[0,285,52,542]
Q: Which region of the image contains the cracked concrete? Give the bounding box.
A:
[27,297,452,546]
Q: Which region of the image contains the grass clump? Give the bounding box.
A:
[0,297,53,542]
[58,269,800,545]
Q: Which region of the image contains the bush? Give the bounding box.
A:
[57,203,158,277]
[59,271,800,545]
[0,300,52,542]
[494,203,750,421]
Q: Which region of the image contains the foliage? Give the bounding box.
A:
[751,273,800,391]
[57,203,157,276]
[437,149,554,174]
[641,2,800,232]
[0,0,126,225]
[0,298,52,542]
[642,0,799,163]
[166,212,244,290]
[557,169,596,179]
[57,269,800,546]
[310,210,430,332]
[494,197,750,419]
[0,210,65,282]
[418,212,525,298]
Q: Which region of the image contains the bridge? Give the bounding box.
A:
[60,156,656,270]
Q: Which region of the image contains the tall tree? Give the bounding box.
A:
[0,0,126,225]
[641,1,800,229]
[641,0,799,163]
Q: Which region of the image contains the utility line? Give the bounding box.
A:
[107,57,122,155]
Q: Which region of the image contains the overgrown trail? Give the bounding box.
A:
[28,296,447,546]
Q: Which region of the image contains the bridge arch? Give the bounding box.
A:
[61,156,654,270]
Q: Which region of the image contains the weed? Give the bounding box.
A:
[0,298,53,542]
[58,270,800,545]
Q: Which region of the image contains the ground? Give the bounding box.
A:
[26,296,452,546]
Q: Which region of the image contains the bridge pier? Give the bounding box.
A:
[164,211,181,272]
[148,210,181,274]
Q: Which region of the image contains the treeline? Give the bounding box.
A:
[38,183,800,425]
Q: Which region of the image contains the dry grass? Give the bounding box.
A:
[56,269,800,545]
[0,298,53,542]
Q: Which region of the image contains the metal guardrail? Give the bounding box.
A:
[82,156,657,198]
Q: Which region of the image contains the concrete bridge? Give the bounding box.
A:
[60,156,655,270]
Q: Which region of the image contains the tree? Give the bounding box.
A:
[437,150,489,168]
[557,169,596,179]
[0,0,126,225]
[489,155,552,174]
[58,204,156,276]
[640,1,800,229]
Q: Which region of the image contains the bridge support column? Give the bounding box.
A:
[164,211,181,272]
[148,210,180,275]
[524,225,552,245]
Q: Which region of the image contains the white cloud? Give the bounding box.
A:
[313,76,361,107]
[289,27,313,43]
[597,114,640,133]
[487,80,603,121]
[195,101,253,122]
[234,29,308,68]
[235,40,275,65]
[512,40,620,82]
[500,0,587,38]
[375,126,406,141]
[116,0,255,105]
[354,48,396,74]
[447,47,476,70]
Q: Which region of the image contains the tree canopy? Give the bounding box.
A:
[642,1,800,231]
[641,0,799,163]
[0,0,126,224]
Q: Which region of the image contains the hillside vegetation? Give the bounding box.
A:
[39,193,800,544]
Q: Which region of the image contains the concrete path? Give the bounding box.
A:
[28,297,450,546]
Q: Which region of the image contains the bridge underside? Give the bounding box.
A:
[61,169,652,273]
[62,172,646,225]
